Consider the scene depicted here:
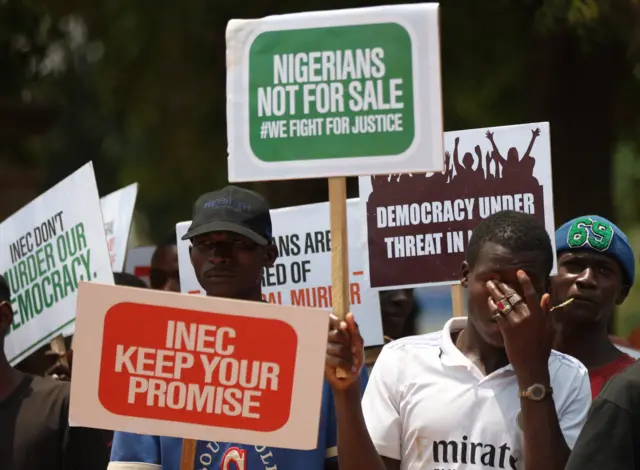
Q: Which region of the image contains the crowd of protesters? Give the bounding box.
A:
[2,184,640,469]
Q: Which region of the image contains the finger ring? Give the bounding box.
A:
[507,293,523,306]
[496,298,513,315]
[492,313,502,321]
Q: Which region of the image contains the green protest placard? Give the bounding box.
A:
[249,23,414,161]
[227,4,443,182]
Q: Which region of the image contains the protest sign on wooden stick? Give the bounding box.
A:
[222,2,443,465]
[69,283,329,470]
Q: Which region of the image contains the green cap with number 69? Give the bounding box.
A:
[556,215,635,286]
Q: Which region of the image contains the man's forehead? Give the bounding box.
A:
[152,244,177,265]
[559,250,620,268]
[475,242,543,272]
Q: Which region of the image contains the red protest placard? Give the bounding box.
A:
[70,282,328,450]
[99,303,297,432]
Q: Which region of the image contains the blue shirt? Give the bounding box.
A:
[109,375,368,470]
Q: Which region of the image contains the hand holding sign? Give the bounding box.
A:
[325,312,364,391]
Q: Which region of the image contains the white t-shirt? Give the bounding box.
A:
[362,317,591,470]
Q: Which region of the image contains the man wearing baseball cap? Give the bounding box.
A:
[551,215,637,398]
[109,185,366,470]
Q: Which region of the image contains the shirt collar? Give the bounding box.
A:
[439,317,470,366]
[439,317,514,375]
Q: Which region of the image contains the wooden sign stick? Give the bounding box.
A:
[328,177,350,378]
[180,439,197,470]
[451,284,466,318]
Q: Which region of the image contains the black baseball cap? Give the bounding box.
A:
[181,186,272,245]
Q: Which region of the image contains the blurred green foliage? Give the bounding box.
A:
[2,0,640,333]
[612,142,640,335]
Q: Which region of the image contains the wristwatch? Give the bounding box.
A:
[519,384,553,401]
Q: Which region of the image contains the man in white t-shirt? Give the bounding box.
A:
[325,210,592,470]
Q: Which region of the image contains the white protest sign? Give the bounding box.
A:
[100,183,138,272]
[226,4,443,182]
[1,162,114,365]
[360,122,557,289]
[70,282,328,450]
[124,246,156,286]
[176,199,383,347]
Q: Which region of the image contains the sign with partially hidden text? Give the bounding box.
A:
[176,200,384,347]
[226,4,443,181]
[124,246,156,287]
[100,183,138,272]
[70,282,328,449]
[0,162,114,365]
[360,122,557,289]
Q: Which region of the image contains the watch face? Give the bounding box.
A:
[530,384,545,400]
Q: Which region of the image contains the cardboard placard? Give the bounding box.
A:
[1,163,114,364]
[69,282,328,450]
[100,183,138,272]
[226,4,443,182]
[360,122,557,290]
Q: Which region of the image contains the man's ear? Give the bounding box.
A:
[264,243,278,268]
[460,261,470,288]
[615,285,630,306]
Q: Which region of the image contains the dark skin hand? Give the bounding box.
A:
[486,270,570,470]
[325,313,400,470]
